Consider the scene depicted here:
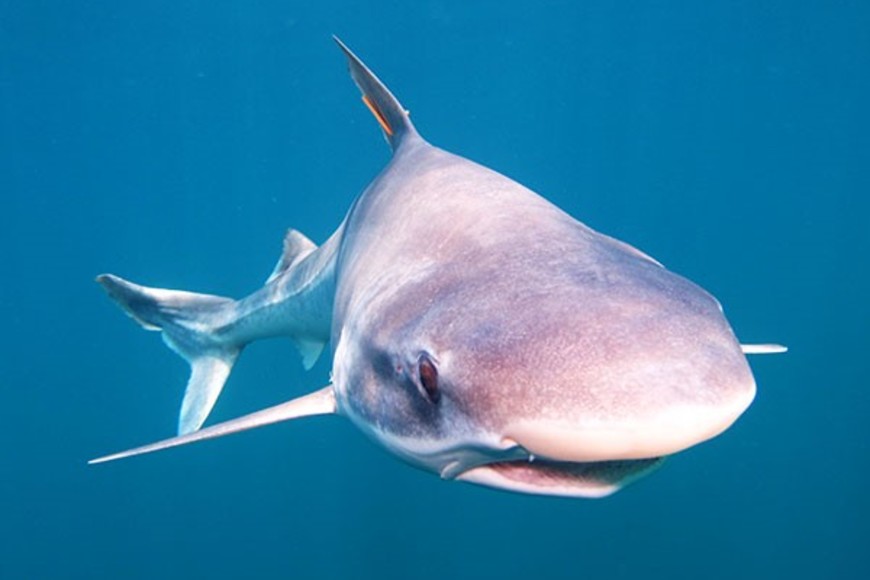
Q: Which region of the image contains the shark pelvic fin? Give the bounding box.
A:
[293,337,326,370]
[89,386,336,464]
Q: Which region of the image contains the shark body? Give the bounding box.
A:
[92,39,785,498]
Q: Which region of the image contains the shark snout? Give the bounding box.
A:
[482,293,762,461]
[501,368,756,462]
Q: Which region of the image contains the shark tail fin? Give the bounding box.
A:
[333,36,420,151]
[97,273,241,435]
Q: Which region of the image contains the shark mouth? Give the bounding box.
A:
[448,392,755,497]
[455,456,665,498]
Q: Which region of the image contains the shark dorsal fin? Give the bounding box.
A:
[334,36,420,150]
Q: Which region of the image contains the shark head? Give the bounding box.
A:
[331,165,757,497]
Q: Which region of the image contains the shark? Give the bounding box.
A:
[90,38,786,498]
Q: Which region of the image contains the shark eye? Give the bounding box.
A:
[417,353,440,404]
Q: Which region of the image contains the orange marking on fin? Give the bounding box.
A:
[362,95,394,136]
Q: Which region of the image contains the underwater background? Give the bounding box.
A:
[2,1,867,578]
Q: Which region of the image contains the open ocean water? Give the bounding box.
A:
[2,1,867,579]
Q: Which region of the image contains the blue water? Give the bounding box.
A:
[2,2,867,578]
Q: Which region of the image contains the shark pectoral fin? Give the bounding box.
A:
[266,229,318,285]
[741,343,788,354]
[88,385,336,465]
[333,36,419,150]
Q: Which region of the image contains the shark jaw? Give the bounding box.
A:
[444,401,749,498]
[372,429,667,498]
[432,440,665,498]
[445,374,755,497]
[454,456,666,498]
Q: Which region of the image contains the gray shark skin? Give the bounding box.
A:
[91,38,785,498]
